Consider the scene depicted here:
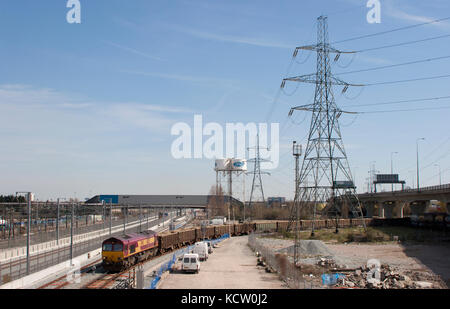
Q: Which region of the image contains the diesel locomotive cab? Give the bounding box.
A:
[102,237,126,270]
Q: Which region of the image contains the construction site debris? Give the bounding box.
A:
[333,264,437,289]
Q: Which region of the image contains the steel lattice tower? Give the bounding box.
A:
[283,16,366,247]
[248,134,270,208]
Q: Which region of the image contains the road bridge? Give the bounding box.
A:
[357,183,450,218]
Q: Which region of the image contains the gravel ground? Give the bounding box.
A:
[158,236,288,289]
[255,236,449,288]
[328,242,450,287]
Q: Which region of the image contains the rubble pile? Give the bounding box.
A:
[334,264,437,289]
[255,252,276,273]
[317,257,339,269]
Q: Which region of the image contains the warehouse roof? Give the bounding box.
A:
[85,194,242,207]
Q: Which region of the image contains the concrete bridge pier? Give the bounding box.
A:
[392,201,410,218]
[362,202,376,218]
[381,202,394,218]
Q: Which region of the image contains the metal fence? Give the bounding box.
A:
[0,208,172,286]
[247,233,315,289]
[148,233,230,289]
[0,214,144,249]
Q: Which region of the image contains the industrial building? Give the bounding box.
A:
[85,194,243,208]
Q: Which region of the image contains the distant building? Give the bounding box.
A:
[85,194,243,208]
[267,197,286,207]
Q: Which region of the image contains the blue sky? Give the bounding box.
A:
[0,0,449,201]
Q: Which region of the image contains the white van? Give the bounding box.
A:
[206,241,213,254]
[192,241,209,261]
[182,253,200,273]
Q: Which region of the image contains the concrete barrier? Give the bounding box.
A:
[0,248,102,289]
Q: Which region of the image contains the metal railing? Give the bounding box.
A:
[359,183,450,196]
[0,213,169,285]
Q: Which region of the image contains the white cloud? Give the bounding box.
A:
[104,41,163,61]
[119,69,237,87]
[385,2,450,31]
[169,24,293,49]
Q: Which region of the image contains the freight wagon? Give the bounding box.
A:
[104,218,409,273]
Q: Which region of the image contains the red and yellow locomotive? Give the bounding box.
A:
[102,231,158,271]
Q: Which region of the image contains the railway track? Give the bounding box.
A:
[81,243,189,289]
[38,259,102,289]
[82,260,146,289]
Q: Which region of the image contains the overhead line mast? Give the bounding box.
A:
[284,17,366,253]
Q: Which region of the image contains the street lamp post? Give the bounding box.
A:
[16,192,31,275]
[416,138,425,191]
[102,201,105,231]
[434,164,442,186]
[70,201,74,265]
[109,200,112,235]
[391,152,398,192]
[123,205,127,234]
[56,198,60,245]
[408,171,415,189]
[369,161,376,193]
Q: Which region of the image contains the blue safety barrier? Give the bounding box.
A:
[321,273,346,286]
[148,233,230,289]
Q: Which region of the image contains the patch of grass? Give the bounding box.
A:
[265,225,444,243]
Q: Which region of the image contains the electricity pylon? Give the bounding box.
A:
[284,16,366,251]
[248,134,270,208]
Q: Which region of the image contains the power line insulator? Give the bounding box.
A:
[334,53,341,62]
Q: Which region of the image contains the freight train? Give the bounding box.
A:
[101,223,253,271]
[101,216,449,271]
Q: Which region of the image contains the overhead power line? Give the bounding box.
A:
[344,95,450,108]
[332,16,450,44]
[357,106,450,114]
[357,34,450,53]
[365,73,450,86]
[335,55,450,76]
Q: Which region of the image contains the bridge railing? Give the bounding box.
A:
[360,183,450,196]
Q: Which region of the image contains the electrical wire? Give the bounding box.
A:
[364,73,450,86]
[345,95,450,108]
[332,16,450,45]
[357,105,450,114]
[336,55,450,76]
[356,34,450,53]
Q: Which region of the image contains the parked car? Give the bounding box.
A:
[181,253,200,273]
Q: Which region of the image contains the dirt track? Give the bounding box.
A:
[158,236,288,289]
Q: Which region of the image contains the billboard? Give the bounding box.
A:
[214,159,230,171]
[215,159,247,171]
[375,174,399,183]
[231,159,247,171]
[333,181,355,189]
[268,197,286,204]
